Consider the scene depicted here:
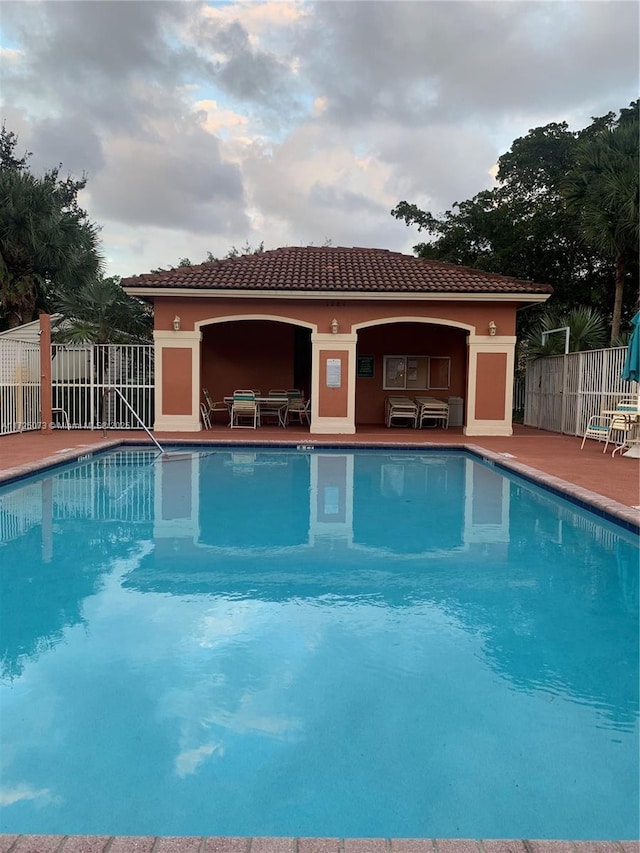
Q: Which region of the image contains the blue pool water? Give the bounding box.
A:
[0,447,637,839]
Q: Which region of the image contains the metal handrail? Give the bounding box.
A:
[102,386,164,453]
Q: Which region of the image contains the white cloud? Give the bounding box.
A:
[0,0,636,276]
[0,783,59,806]
[174,742,223,778]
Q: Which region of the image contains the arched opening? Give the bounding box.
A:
[200,318,313,403]
[354,320,469,426]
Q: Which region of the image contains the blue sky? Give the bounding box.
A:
[0,0,638,278]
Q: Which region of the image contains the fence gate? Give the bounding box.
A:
[51,344,155,429]
[0,340,41,435]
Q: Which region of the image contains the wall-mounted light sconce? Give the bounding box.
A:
[330,318,339,334]
[488,320,497,336]
[173,316,181,331]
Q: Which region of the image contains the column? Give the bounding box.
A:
[310,332,357,434]
[465,334,517,436]
[153,330,202,431]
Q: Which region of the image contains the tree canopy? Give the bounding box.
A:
[53,276,152,344]
[0,126,153,341]
[563,109,639,340]
[0,125,104,329]
[391,101,639,344]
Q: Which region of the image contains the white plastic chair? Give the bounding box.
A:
[230,390,259,429]
[51,407,70,429]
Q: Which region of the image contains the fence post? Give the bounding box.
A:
[561,353,568,434]
[40,313,52,433]
[90,346,95,430]
[576,351,584,436]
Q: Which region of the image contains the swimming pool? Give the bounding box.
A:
[0,446,637,840]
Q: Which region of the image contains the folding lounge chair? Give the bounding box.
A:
[200,402,212,430]
[202,388,229,423]
[286,390,310,425]
[385,395,418,428]
[415,396,449,429]
[230,390,259,429]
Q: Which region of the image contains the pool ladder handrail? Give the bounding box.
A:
[101,386,165,454]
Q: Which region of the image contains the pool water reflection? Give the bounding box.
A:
[0,448,638,839]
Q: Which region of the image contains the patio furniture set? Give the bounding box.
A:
[580,395,640,457]
[385,395,450,429]
[201,389,310,430]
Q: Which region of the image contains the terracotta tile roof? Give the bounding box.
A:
[121,246,553,295]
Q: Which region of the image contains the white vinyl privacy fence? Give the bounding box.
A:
[524,346,638,436]
[0,341,154,434]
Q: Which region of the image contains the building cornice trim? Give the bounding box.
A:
[124,287,551,304]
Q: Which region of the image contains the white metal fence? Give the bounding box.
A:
[1,337,634,438]
[512,376,525,412]
[524,346,638,436]
[0,341,154,434]
[0,340,41,435]
[51,344,154,429]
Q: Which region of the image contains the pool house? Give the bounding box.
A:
[121,246,552,436]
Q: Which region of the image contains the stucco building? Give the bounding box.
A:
[121,246,552,436]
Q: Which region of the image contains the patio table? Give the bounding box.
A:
[224,396,289,428]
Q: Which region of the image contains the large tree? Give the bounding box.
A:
[0,126,103,329]
[391,103,639,340]
[562,107,639,341]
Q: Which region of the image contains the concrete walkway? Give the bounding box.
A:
[0,839,637,853]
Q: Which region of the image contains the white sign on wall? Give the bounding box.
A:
[326,358,342,388]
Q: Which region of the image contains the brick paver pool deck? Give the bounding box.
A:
[1,426,638,851]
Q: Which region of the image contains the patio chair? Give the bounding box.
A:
[51,407,70,429]
[202,388,228,423]
[606,401,639,455]
[260,391,289,427]
[581,415,613,451]
[286,390,310,425]
[612,395,639,413]
[230,390,259,429]
[200,402,211,430]
[582,397,640,454]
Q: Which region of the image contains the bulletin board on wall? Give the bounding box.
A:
[383,355,450,391]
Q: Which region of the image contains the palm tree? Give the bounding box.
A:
[523,306,608,360]
[0,167,103,328]
[563,109,639,342]
[52,277,153,428]
[52,276,152,345]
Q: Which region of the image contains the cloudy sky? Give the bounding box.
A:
[0,0,638,278]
